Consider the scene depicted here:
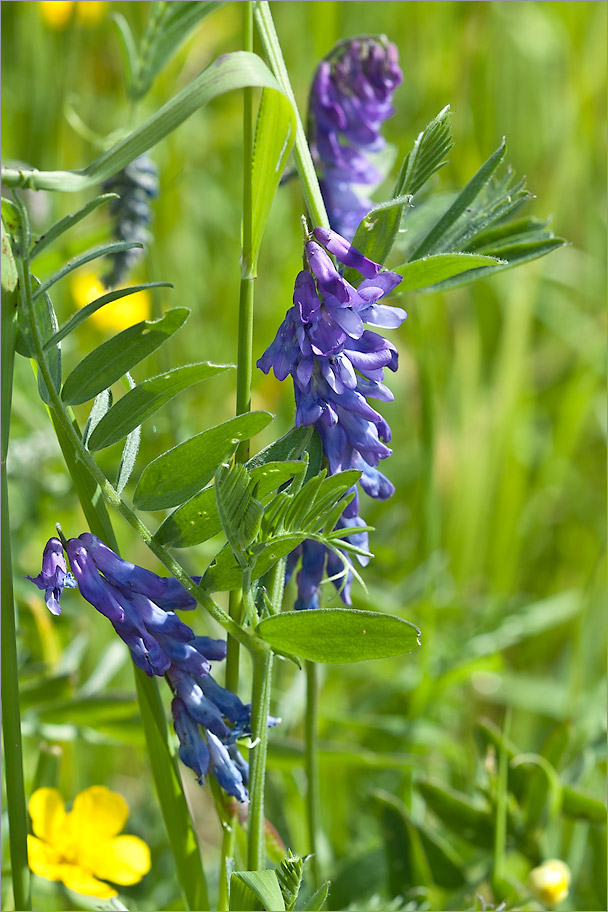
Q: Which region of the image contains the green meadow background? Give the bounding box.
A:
[2,2,606,910]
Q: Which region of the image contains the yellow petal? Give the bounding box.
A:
[38,1,74,29]
[28,788,66,844]
[69,786,128,842]
[87,835,151,886]
[60,864,117,899]
[27,835,64,881]
[75,1,106,25]
[69,271,151,331]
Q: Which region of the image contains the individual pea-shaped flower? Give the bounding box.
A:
[26,537,77,615]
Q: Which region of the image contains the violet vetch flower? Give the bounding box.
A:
[26,537,76,616]
[309,37,402,239]
[28,532,279,801]
[257,228,405,611]
[101,154,159,288]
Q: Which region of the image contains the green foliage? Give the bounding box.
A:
[134,411,273,510]
[257,609,421,664]
[61,307,190,405]
[230,870,286,912]
[86,361,232,450]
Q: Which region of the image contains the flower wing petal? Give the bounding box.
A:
[28,788,67,843]
[70,786,128,840]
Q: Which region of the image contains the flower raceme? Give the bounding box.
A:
[102,154,159,288]
[27,785,150,899]
[257,228,405,609]
[27,533,271,801]
[309,36,403,239]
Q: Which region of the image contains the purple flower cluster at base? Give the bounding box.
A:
[27,533,278,802]
[309,36,403,239]
[257,228,405,609]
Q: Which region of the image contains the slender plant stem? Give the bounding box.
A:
[1,215,31,912]
[305,661,321,887]
[217,808,237,912]
[1,465,31,912]
[253,1,329,231]
[226,0,256,808]
[247,644,274,870]
[493,707,512,898]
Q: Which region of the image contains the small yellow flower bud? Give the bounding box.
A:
[75,1,107,26]
[528,858,571,906]
[70,272,151,332]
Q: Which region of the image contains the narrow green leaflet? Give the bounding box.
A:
[246,88,296,276]
[2,218,19,459]
[303,882,330,911]
[246,425,312,470]
[30,193,118,260]
[256,608,421,664]
[62,307,189,405]
[215,462,264,558]
[154,461,305,548]
[344,106,453,281]
[45,282,173,350]
[409,138,507,261]
[429,238,566,291]
[83,390,112,449]
[230,870,285,912]
[416,780,493,845]
[393,252,504,293]
[203,533,307,592]
[32,241,142,300]
[115,373,141,494]
[134,411,273,511]
[87,362,232,451]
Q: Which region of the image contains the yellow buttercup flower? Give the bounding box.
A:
[27,786,151,899]
[71,271,151,332]
[75,1,107,26]
[38,1,74,29]
[528,858,571,907]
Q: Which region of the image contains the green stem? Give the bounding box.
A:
[247,644,274,870]
[305,661,321,887]
[253,1,330,230]
[1,216,31,912]
[217,808,238,912]
[1,465,31,912]
[493,708,512,897]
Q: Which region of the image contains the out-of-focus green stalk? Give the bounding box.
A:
[253,1,329,231]
[493,708,512,899]
[247,642,274,870]
[1,217,31,912]
[305,661,321,887]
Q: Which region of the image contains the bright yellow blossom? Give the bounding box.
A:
[70,271,151,331]
[75,1,107,26]
[528,858,571,907]
[38,1,74,29]
[27,786,151,899]
[38,1,107,28]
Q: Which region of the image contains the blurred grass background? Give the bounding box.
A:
[2,2,606,910]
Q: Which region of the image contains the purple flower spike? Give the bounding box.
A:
[309,36,402,239]
[27,537,76,615]
[78,533,169,599]
[155,576,202,610]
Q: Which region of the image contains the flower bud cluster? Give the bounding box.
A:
[309,36,402,239]
[257,228,405,608]
[27,534,269,801]
[102,154,159,288]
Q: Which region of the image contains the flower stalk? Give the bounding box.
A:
[247,643,274,871]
